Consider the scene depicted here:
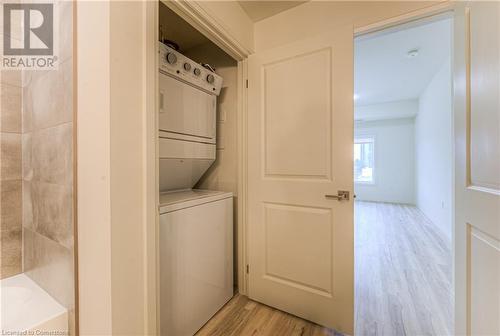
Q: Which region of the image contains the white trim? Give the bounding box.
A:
[354,2,454,37]
[161,0,252,61]
[144,1,159,335]
[237,58,249,295]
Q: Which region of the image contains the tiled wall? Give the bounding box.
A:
[22,1,75,332]
[1,1,75,333]
[1,70,23,279]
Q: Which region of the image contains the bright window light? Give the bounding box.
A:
[354,137,375,183]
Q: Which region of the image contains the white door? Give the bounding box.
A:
[247,27,354,334]
[454,2,500,335]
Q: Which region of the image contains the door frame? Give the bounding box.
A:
[147,4,252,333]
[354,0,458,333]
[159,0,252,296]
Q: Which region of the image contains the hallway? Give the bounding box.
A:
[355,201,453,335]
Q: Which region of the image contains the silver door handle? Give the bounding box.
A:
[325,190,350,201]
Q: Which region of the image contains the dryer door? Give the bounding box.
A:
[159,72,216,142]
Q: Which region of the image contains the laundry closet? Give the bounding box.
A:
[157,3,239,335]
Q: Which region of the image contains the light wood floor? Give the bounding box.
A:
[197,201,452,336]
[355,201,453,336]
[196,294,340,336]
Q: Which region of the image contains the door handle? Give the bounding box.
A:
[325,190,350,201]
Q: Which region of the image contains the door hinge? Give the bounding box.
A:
[246,264,249,274]
[246,79,248,88]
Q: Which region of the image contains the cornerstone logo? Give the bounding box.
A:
[2,3,58,69]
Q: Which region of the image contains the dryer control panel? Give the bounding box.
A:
[159,42,223,96]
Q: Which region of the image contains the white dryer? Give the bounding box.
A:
[157,42,233,336]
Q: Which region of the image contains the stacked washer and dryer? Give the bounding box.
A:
[158,42,233,336]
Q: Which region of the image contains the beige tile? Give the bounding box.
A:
[0,70,22,87]
[31,122,73,185]
[23,228,75,309]
[22,132,32,180]
[1,228,22,264]
[0,226,22,279]
[58,1,73,63]
[0,133,22,181]
[62,60,73,125]
[22,181,33,230]
[0,179,22,231]
[31,181,73,249]
[1,83,22,133]
[0,264,22,279]
[1,132,22,180]
[22,84,33,133]
[24,62,72,130]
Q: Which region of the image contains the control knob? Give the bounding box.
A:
[193,68,201,76]
[183,63,191,71]
[206,74,215,84]
[166,53,177,65]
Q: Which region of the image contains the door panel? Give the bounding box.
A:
[454,2,500,335]
[248,27,354,334]
[470,228,500,335]
[263,47,332,179]
[469,2,500,191]
[263,203,333,295]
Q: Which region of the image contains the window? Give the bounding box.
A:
[354,137,375,183]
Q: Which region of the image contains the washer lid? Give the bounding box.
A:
[159,189,233,213]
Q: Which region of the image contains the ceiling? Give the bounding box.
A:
[355,17,452,108]
[238,1,308,22]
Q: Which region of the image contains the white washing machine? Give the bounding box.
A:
[159,190,233,336]
[157,43,233,336]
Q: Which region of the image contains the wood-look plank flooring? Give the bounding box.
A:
[196,294,341,336]
[355,201,453,336]
[197,201,452,336]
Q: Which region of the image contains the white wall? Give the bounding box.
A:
[355,118,415,204]
[415,60,452,240]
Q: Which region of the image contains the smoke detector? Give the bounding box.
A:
[407,48,420,58]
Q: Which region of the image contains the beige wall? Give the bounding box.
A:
[76,0,112,334]
[109,1,148,334]
[254,1,443,52]
[77,1,154,335]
